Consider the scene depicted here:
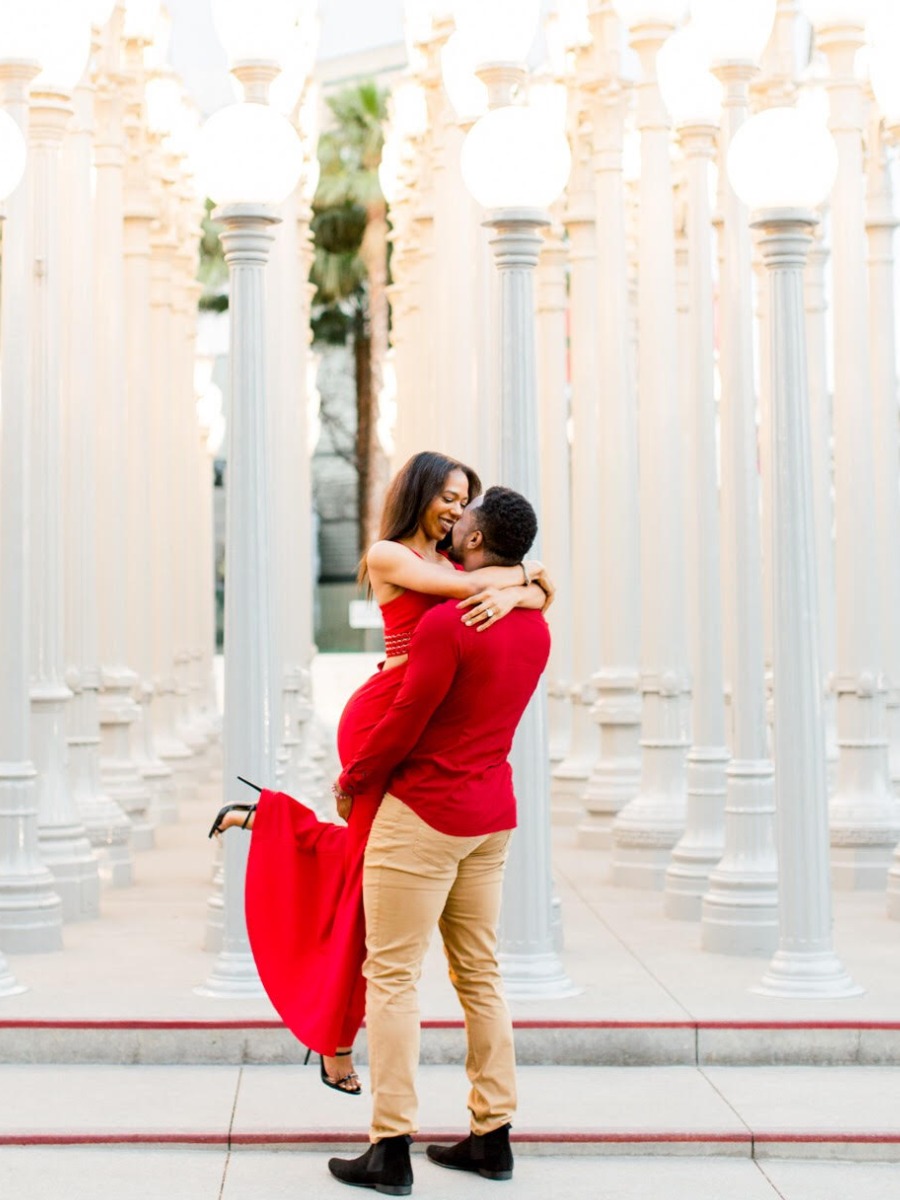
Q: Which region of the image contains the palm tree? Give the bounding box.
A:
[311,79,390,555]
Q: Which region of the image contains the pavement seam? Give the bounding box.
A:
[753,1159,789,1199]
[696,1064,756,1156]
[218,1064,243,1200]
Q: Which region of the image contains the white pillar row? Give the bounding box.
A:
[386,177,425,469]
[535,224,573,768]
[123,39,177,824]
[865,112,900,804]
[803,228,839,791]
[93,20,155,849]
[579,4,641,846]
[174,209,211,774]
[0,60,64,953]
[817,20,898,885]
[268,177,318,800]
[700,61,777,956]
[198,203,280,998]
[611,17,690,888]
[62,68,134,884]
[753,207,858,999]
[148,164,195,800]
[29,82,100,920]
[664,119,729,920]
[552,99,600,822]
[484,209,575,999]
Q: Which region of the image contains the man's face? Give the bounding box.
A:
[449,497,483,567]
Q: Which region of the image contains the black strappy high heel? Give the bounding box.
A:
[304,1046,362,1096]
[207,803,256,838]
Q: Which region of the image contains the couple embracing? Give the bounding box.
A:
[212,451,552,1195]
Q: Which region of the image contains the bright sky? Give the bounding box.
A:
[165,0,407,112]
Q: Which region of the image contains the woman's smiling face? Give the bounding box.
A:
[420,467,470,542]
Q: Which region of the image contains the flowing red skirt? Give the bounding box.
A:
[245,663,406,1055]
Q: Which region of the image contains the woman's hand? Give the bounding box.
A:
[532,567,556,613]
[332,781,353,821]
[457,585,517,631]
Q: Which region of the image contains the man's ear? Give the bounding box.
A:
[467,527,484,550]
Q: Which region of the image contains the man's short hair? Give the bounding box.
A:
[472,486,538,564]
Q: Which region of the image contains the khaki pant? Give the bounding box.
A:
[362,793,516,1142]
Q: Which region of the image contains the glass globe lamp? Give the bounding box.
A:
[145,74,182,136]
[211,0,301,66]
[453,0,540,65]
[690,0,776,63]
[613,0,688,29]
[657,25,723,124]
[800,0,874,29]
[23,1,93,92]
[123,0,162,41]
[441,31,488,122]
[391,81,429,139]
[193,102,304,206]
[868,3,900,121]
[90,0,118,28]
[557,0,592,48]
[0,109,27,201]
[726,106,838,210]
[461,104,571,209]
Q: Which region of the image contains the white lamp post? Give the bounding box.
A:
[656,26,730,919]
[577,1,642,847]
[610,0,692,889]
[728,107,859,997]
[62,30,135,883]
[94,4,156,849]
[0,42,65,955]
[869,4,900,917]
[690,0,780,955]
[0,79,64,964]
[553,69,601,818]
[28,1,101,919]
[801,0,898,886]
[460,40,576,993]
[195,101,303,997]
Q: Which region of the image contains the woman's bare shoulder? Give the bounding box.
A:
[366,540,409,569]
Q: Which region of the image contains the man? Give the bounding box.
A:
[328,486,551,1196]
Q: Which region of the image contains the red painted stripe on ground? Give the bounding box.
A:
[2,1018,899,1032]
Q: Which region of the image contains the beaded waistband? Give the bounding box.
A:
[384,631,413,656]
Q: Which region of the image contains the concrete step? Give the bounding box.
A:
[2,1063,900,1163]
[3,1016,900,1067]
[2,1148,897,1200]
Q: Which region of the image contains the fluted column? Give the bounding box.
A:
[753,208,858,998]
[198,204,279,998]
[865,114,900,804]
[62,69,134,884]
[701,61,777,956]
[664,120,729,919]
[580,6,641,844]
[803,230,838,789]
[818,21,897,884]
[553,103,600,821]
[611,19,689,887]
[0,61,64,953]
[268,177,321,801]
[535,225,573,767]
[30,84,100,920]
[484,209,574,998]
[93,26,155,849]
[148,190,195,797]
[123,39,176,823]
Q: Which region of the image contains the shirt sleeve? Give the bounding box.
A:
[338,606,460,798]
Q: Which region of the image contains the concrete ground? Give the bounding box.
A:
[1,654,900,1198]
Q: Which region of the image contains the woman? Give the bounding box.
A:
[212,452,549,1093]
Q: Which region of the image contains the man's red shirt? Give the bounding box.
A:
[338,601,551,836]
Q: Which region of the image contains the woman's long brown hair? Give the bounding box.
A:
[357,450,482,585]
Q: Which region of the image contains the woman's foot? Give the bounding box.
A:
[208,805,256,837]
[322,1048,361,1094]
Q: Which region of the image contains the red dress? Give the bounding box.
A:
[245,576,450,1055]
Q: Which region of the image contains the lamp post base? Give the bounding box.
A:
[754,949,862,999]
[195,950,265,999]
[498,951,580,1001]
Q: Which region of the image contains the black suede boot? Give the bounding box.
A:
[425,1123,513,1181]
[328,1134,413,1195]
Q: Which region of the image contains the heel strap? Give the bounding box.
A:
[334,1049,354,1057]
